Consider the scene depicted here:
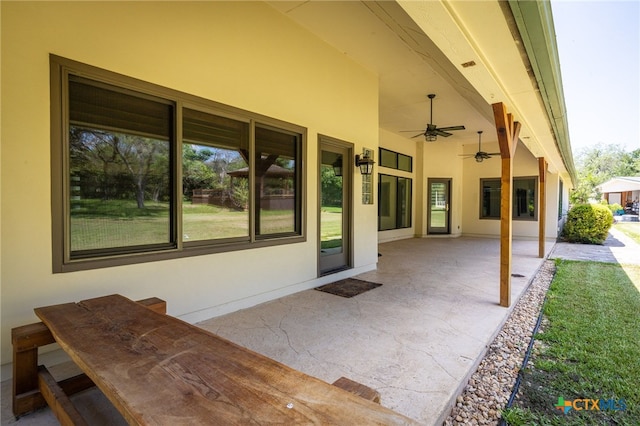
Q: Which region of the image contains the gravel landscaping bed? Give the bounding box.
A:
[443,260,556,425]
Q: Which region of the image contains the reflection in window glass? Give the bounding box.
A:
[182,109,249,242]
[481,179,501,219]
[380,149,397,168]
[255,126,301,236]
[480,177,537,220]
[54,57,307,271]
[398,177,412,227]
[558,180,564,219]
[68,79,172,254]
[320,156,343,253]
[514,178,536,219]
[379,175,396,230]
[378,174,412,230]
[398,154,412,172]
[379,148,413,172]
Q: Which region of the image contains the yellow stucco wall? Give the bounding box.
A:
[422,140,465,238]
[378,133,559,241]
[377,128,417,242]
[461,140,559,238]
[0,1,377,372]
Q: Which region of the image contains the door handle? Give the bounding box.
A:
[446,203,449,212]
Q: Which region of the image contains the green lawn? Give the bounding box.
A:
[71,199,295,250]
[430,209,446,227]
[71,199,170,250]
[320,207,342,250]
[503,260,640,425]
[614,221,640,244]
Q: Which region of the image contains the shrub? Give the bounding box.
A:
[600,200,625,215]
[562,203,613,244]
[609,202,624,215]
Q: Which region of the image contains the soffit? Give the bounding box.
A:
[265,0,570,178]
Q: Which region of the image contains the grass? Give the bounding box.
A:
[71,199,297,250]
[71,199,170,250]
[503,259,640,425]
[320,207,343,248]
[430,209,446,227]
[614,221,640,244]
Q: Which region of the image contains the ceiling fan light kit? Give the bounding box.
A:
[461,130,501,163]
[401,93,465,142]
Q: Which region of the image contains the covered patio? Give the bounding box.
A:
[2,237,554,425]
[197,236,553,424]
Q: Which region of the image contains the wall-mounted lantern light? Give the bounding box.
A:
[332,157,343,177]
[355,152,375,175]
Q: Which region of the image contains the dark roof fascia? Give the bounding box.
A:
[507,0,577,186]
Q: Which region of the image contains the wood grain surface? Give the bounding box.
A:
[35,294,418,425]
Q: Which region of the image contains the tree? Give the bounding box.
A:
[70,127,169,208]
[570,144,640,204]
[111,134,167,209]
[182,145,216,198]
[321,165,342,207]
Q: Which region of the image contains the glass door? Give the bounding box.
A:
[428,178,451,234]
[319,140,351,274]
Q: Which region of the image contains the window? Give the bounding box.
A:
[379,148,412,172]
[68,78,174,255]
[558,179,564,219]
[480,177,537,220]
[182,108,250,242]
[481,179,501,219]
[378,174,412,230]
[51,56,304,272]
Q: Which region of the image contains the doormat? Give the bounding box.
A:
[315,278,382,298]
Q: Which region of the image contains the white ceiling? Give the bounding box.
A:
[264,0,576,184]
[266,0,497,147]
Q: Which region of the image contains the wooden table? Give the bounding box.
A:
[19,294,417,425]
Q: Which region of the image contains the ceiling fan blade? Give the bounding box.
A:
[410,133,425,138]
[400,130,426,133]
[487,152,501,156]
[477,152,494,159]
[434,130,453,137]
[437,125,465,132]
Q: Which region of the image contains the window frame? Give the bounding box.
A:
[379,147,413,172]
[51,55,306,272]
[479,176,538,221]
[378,173,413,231]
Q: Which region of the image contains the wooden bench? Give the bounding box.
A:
[13,294,417,425]
[332,376,381,404]
[12,297,166,421]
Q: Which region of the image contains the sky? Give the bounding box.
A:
[550,0,640,156]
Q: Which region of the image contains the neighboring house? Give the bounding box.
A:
[597,177,640,214]
[0,1,575,374]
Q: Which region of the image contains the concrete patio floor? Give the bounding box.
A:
[1,236,554,425]
[198,237,553,425]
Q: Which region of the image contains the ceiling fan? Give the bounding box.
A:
[461,131,500,162]
[402,94,465,141]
